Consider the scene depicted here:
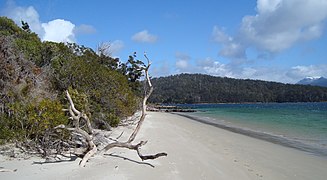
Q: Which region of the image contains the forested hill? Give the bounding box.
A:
[149,74,327,104]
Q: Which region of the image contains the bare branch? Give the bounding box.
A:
[101,53,167,161]
[127,56,153,143]
[97,42,111,56]
[66,90,81,115]
[0,168,17,173]
[144,52,151,66]
[65,91,97,167]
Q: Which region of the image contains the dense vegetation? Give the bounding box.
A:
[0,17,144,144]
[149,74,327,104]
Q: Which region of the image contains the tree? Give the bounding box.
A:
[21,21,31,33]
[126,53,145,82]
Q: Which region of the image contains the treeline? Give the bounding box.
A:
[0,17,144,143]
[149,74,327,104]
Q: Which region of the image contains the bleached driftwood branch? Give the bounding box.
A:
[59,91,97,167]
[101,53,167,160]
[0,168,17,173]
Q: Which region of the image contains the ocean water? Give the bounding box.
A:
[177,102,327,156]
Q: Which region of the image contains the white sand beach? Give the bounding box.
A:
[1,111,327,180]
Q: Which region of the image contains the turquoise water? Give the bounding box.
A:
[178,103,327,156]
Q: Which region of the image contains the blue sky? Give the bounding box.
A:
[1,0,327,83]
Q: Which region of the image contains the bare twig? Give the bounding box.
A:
[116,131,124,139]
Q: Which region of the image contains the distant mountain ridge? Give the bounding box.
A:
[149,73,327,104]
[297,77,327,87]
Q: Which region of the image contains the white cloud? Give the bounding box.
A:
[213,0,327,59]
[42,19,75,43]
[176,59,189,70]
[73,24,96,35]
[241,0,327,53]
[110,40,124,55]
[212,26,246,59]
[132,30,158,43]
[195,57,327,83]
[1,1,94,43]
[210,0,327,83]
[197,57,234,77]
[173,52,327,83]
[236,66,294,83]
[2,1,44,36]
[212,26,232,43]
[256,0,282,14]
[286,65,327,80]
[151,61,171,77]
[175,52,191,72]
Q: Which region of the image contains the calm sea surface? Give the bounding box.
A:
[177,102,327,156]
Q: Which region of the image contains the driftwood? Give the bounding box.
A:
[0,168,17,173]
[55,91,97,167]
[55,53,166,167]
[100,53,167,160]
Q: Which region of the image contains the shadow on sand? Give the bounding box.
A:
[104,153,155,168]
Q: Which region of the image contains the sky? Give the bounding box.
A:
[1,0,327,83]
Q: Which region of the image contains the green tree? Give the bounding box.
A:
[21,21,31,33]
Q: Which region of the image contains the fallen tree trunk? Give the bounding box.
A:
[101,53,167,160]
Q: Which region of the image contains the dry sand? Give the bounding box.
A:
[1,111,327,180]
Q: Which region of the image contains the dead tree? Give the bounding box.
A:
[100,52,167,160]
[96,42,111,56]
[55,91,97,167]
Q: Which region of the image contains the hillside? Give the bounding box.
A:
[149,74,327,104]
[297,77,327,87]
[0,17,145,143]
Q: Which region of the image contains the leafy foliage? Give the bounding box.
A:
[21,21,31,33]
[51,45,138,125]
[149,74,327,104]
[0,17,22,36]
[15,33,43,66]
[119,54,145,94]
[0,17,143,145]
[0,99,67,143]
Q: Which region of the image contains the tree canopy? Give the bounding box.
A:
[149,74,327,104]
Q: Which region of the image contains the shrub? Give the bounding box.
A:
[107,113,120,127]
[0,17,22,36]
[15,32,43,66]
[0,99,67,142]
[51,50,139,126]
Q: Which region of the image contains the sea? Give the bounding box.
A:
[176,102,327,157]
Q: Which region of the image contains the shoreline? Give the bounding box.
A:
[1,111,327,179]
[173,112,327,157]
[168,101,327,105]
